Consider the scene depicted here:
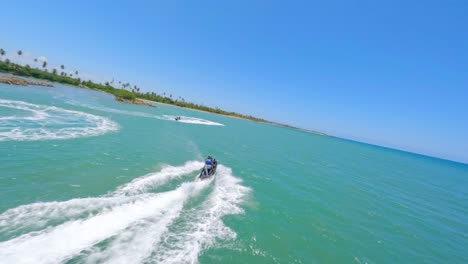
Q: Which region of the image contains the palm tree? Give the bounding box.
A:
[52,68,58,75]
[17,50,22,56]
[60,65,65,70]
[42,61,47,69]
[75,70,78,76]
[0,48,5,60]
[5,59,10,64]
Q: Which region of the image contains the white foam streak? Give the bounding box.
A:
[0,99,119,141]
[0,196,141,237]
[1,194,166,263]
[163,115,225,126]
[67,100,225,126]
[85,181,210,264]
[114,161,203,196]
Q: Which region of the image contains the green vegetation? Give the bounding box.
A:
[114,89,136,101]
[137,92,268,122]
[0,52,270,123]
[0,60,81,86]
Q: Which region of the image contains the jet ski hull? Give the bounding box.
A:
[199,165,217,180]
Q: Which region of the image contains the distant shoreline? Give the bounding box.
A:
[0,60,327,137]
[150,99,327,136]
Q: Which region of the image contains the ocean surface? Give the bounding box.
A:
[1,81,467,264]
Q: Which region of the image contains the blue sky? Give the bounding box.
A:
[1,0,467,163]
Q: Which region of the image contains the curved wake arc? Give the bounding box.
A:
[0,99,119,141]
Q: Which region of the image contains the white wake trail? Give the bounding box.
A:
[84,180,211,264]
[150,165,250,264]
[114,160,203,196]
[0,196,143,238]
[0,191,175,263]
[67,100,225,126]
[161,115,225,126]
[0,99,119,141]
[0,161,249,264]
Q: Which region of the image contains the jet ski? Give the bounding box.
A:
[199,157,217,180]
[175,116,181,121]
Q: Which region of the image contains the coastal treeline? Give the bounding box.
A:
[0,60,136,101]
[0,48,267,123]
[137,92,267,122]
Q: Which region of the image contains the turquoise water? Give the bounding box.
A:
[1,82,467,264]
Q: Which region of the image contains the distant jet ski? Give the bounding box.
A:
[199,156,217,180]
[175,116,181,121]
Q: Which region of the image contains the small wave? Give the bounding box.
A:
[0,99,119,141]
[67,100,225,126]
[0,161,249,264]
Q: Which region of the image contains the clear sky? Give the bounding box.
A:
[1,0,467,163]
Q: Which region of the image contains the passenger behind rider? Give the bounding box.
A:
[205,156,212,174]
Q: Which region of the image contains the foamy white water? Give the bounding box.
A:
[0,161,249,264]
[150,166,250,263]
[0,195,148,240]
[114,160,204,196]
[0,99,119,141]
[84,180,212,264]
